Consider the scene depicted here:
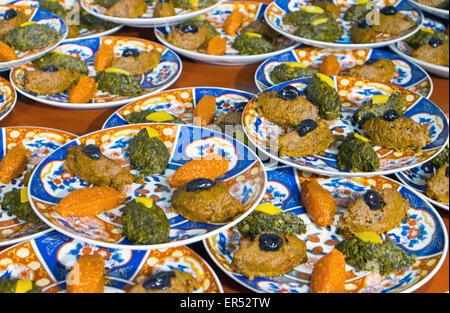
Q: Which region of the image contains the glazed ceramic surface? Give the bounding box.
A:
[0,231,223,293]
[28,124,267,250]
[255,46,433,98]
[0,4,68,70]
[103,86,254,129]
[0,127,76,247]
[264,0,423,49]
[155,1,298,65]
[204,166,448,293]
[242,76,449,177]
[408,0,449,19]
[390,17,449,78]
[81,0,224,28]
[8,0,123,40]
[10,36,182,109]
[0,77,16,121]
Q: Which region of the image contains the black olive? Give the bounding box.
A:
[363,190,383,211]
[259,233,284,252]
[83,144,102,160]
[365,58,377,65]
[122,48,140,57]
[277,85,300,101]
[159,0,171,2]
[142,271,176,291]
[4,9,18,21]
[185,178,216,192]
[428,37,443,48]
[179,24,198,34]
[42,65,59,72]
[380,6,397,15]
[295,119,318,137]
[233,102,247,112]
[445,166,449,178]
[357,18,371,29]
[383,109,400,122]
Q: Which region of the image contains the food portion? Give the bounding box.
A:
[122,197,170,245]
[344,58,397,83]
[0,278,41,293]
[194,95,217,127]
[335,233,415,275]
[33,52,89,76]
[2,188,43,225]
[349,18,377,44]
[128,270,199,293]
[426,164,449,203]
[337,133,380,172]
[124,110,185,124]
[343,0,376,22]
[269,62,318,85]
[66,255,105,293]
[353,93,406,126]
[310,248,346,293]
[109,49,162,75]
[372,6,416,36]
[0,143,27,184]
[167,22,215,50]
[428,145,449,169]
[232,32,275,55]
[24,68,81,95]
[2,22,60,52]
[338,189,409,237]
[102,0,148,18]
[305,73,342,121]
[153,0,176,17]
[407,28,449,66]
[95,68,144,97]
[300,180,336,227]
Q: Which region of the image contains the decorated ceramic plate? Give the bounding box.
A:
[0,231,223,293]
[264,0,423,49]
[9,36,182,109]
[80,0,223,28]
[408,0,449,19]
[0,77,17,121]
[390,17,449,78]
[102,86,255,129]
[0,4,68,71]
[204,166,448,293]
[27,124,267,250]
[155,1,298,66]
[8,0,123,40]
[0,127,76,247]
[255,46,433,98]
[242,76,449,177]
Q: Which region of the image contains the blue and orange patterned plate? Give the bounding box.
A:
[0,126,76,247]
[102,86,255,129]
[255,46,433,98]
[10,36,182,109]
[242,75,449,177]
[264,0,423,49]
[0,77,16,122]
[0,231,223,293]
[28,123,267,250]
[204,166,448,293]
[0,4,68,71]
[155,1,298,65]
[408,0,448,19]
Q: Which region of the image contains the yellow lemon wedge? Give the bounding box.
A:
[372,94,390,104]
[255,202,282,215]
[420,27,434,34]
[145,127,160,138]
[312,18,328,26]
[20,187,29,203]
[135,197,154,208]
[302,5,324,14]
[285,62,306,68]
[354,133,370,142]
[104,68,130,76]
[356,0,371,5]
[20,21,37,27]
[245,32,262,38]
[316,73,334,88]
[145,111,175,122]
[15,279,33,293]
[189,0,199,8]
[355,232,383,244]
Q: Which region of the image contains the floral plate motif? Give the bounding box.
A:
[102,86,254,129]
[80,0,224,28]
[0,4,68,71]
[0,127,76,247]
[242,75,449,177]
[408,0,449,19]
[0,77,17,122]
[390,17,449,78]
[28,124,267,250]
[10,36,182,109]
[0,231,223,293]
[204,166,448,293]
[255,45,433,98]
[264,0,423,49]
[155,1,298,65]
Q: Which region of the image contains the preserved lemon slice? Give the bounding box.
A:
[372,94,390,104]
[356,0,371,4]
[420,27,434,34]
[146,111,174,122]
[245,32,262,38]
[20,187,29,203]
[355,232,383,244]
[104,68,130,76]
[20,21,37,27]
[145,127,160,138]
[285,62,306,68]
[15,279,33,293]
[316,73,334,88]
[189,0,199,7]
[354,133,370,142]
[302,6,324,13]
[312,18,328,26]
[135,197,154,208]
[255,202,282,215]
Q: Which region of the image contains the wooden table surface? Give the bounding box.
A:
[0,2,448,293]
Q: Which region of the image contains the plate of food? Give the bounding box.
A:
[80,0,223,28]
[255,45,433,98]
[390,18,449,78]
[204,166,448,293]
[408,0,448,19]
[0,4,68,71]
[0,231,223,293]
[27,123,267,250]
[0,126,76,247]
[0,76,16,121]
[396,141,449,210]
[242,74,449,177]
[264,0,423,49]
[8,0,123,40]
[9,36,182,109]
[155,1,298,65]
